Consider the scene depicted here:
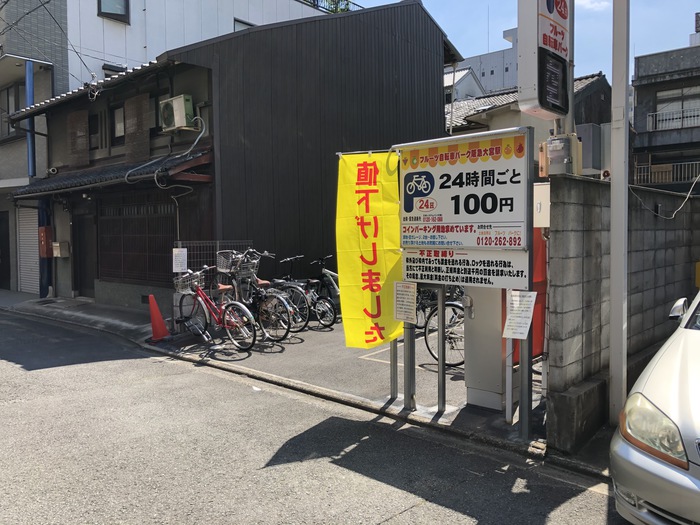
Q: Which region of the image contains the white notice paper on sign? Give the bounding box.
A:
[502,290,537,340]
[172,248,188,273]
[394,281,417,324]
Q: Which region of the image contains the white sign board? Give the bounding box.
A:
[502,290,538,339]
[172,248,188,273]
[404,248,529,290]
[538,0,570,61]
[396,129,532,290]
[399,129,529,250]
[394,281,417,324]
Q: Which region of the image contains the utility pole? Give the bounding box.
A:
[609,0,630,424]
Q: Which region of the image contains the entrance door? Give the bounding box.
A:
[0,211,10,289]
[73,212,97,298]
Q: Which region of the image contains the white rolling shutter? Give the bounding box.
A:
[17,207,40,294]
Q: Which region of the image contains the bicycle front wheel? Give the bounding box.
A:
[280,285,310,333]
[258,295,291,342]
[424,302,465,367]
[178,293,210,334]
[223,302,256,350]
[314,297,337,327]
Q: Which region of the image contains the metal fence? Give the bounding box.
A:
[634,160,700,185]
[299,0,363,13]
[647,107,700,131]
[174,240,252,273]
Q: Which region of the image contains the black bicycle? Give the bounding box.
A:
[274,254,337,327]
[212,249,294,342]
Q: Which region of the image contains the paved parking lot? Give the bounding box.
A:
[166,319,470,417]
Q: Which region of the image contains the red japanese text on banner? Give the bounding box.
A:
[336,152,403,349]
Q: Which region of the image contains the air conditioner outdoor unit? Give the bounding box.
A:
[159,94,195,132]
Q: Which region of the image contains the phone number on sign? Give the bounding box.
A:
[476,236,522,247]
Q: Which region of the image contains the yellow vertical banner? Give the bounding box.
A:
[336,152,403,349]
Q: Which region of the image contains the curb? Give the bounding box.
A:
[1,304,611,483]
[141,342,611,483]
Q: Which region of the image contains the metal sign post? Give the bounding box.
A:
[394,128,534,419]
[404,324,416,411]
[390,339,398,400]
[437,285,446,412]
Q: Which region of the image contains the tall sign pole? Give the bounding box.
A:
[517,0,573,439]
[609,0,629,425]
[518,0,572,121]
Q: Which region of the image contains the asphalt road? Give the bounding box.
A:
[0,311,626,524]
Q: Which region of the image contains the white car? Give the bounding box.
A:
[610,293,700,524]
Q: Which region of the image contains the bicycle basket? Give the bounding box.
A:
[174,273,198,294]
[216,250,243,273]
[235,260,259,282]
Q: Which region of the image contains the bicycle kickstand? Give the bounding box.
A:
[184,318,213,343]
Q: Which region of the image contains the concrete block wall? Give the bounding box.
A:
[546,175,698,453]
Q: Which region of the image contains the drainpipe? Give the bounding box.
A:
[25,61,36,178]
[26,61,52,297]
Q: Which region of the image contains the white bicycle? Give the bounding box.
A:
[310,255,340,314]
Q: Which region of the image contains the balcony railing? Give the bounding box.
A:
[634,160,700,185]
[647,107,700,131]
[299,0,363,13]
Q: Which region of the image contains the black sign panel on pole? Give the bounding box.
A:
[538,48,569,117]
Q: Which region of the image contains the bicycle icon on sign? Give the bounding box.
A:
[403,171,435,212]
[405,173,432,195]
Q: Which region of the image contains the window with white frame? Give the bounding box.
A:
[98,0,129,24]
[111,105,125,146]
[655,87,700,130]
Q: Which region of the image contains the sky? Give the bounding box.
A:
[356,0,700,81]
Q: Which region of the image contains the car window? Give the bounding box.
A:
[686,303,700,330]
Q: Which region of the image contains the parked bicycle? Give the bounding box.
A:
[174,266,256,350]
[310,255,340,313]
[274,254,337,327]
[423,300,465,367]
[415,285,464,330]
[221,249,294,342]
[213,249,309,334]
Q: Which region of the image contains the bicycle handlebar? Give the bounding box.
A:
[242,248,275,259]
[280,255,304,264]
[183,265,215,277]
[310,255,333,266]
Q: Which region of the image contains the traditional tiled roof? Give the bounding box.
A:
[10,61,169,122]
[12,149,210,199]
[445,72,606,128]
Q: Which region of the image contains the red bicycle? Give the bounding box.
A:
[174,266,257,350]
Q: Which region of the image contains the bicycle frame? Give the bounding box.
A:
[193,282,230,327]
[321,268,340,296]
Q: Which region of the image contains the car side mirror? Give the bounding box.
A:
[668,297,688,322]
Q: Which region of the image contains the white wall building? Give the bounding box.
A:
[455,27,518,94]
[67,0,328,90]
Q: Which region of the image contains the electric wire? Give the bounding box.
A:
[0,13,85,87]
[0,1,101,97]
[1,13,147,90]
[38,1,93,78]
[0,0,50,37]
[629,171,700,220]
